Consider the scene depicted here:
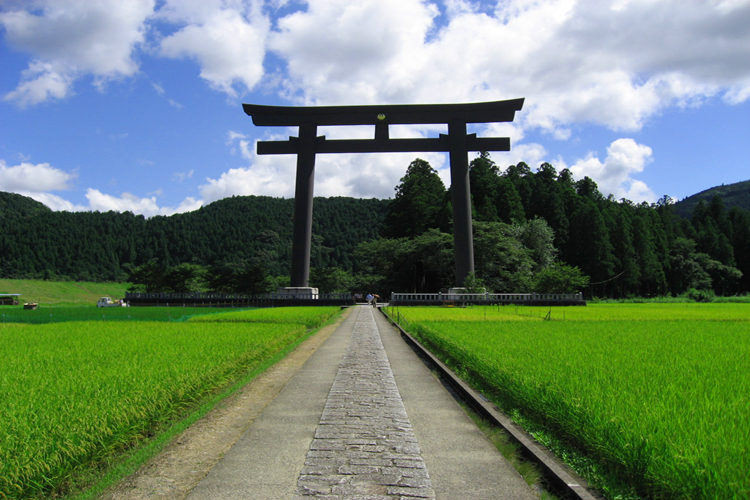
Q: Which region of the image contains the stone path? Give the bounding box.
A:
[183,305,537,500]
[295,306,434,499]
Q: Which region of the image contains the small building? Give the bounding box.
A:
[0,294,21,306]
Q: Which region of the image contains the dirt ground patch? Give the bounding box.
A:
[98,308,352,500]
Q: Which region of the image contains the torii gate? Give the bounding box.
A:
[243,98,524,289]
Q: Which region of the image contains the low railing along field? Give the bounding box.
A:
[0,306,341,500]
[385,303,750,499]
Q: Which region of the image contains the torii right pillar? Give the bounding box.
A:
[448,120,474,286]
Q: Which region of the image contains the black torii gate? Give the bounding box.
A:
[243,98,524,289]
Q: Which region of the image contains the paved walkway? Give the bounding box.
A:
[186,306,536,499]
[295,306,433,498]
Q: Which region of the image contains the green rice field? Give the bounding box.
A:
[0,306,342,500]
[385,304,750,499]
[0,305,249,324]
[188,306,341,328]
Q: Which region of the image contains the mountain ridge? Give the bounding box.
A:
[673,179,750,218]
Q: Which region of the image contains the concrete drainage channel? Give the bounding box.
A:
[378,307,601,500]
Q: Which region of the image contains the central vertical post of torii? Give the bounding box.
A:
[243,99,524,289]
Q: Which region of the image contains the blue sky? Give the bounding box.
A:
[1,0,749,216]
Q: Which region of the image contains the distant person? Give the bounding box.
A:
[366,293,373,306]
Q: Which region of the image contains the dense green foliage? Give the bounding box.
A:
[0,194,388,283]
[2,154,749,298]
[365,155,750,296]
[0,191,52,217]
[389,305,750,499]
[0,306,341,499]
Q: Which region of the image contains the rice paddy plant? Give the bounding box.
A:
[522,302,750,322]
[0,306,250,324]
[188,306,341,328]
[385,303,750,323]
[400,309,750,499]
[0,319,313,499]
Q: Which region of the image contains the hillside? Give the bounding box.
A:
[673,179,750,218]
[0,191,52,217]
[0,278,131,305]
[0,193,390,282]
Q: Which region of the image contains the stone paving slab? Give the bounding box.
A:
[294,306,435,499]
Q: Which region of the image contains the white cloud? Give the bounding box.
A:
[85,189,202,216]
[269,0,439,105]
[200,157,296,202]
[270,0,750,136]
[20,192,87,212]
[0,160,76,192]
[3,61,75,106]
[158,0,269,97]
[493,143,550,171]
[5,0,748,128]
[570,138,656,202]
[1,0,154,105]
[226,130,255,160]
[0,159,202,216]
[172,170,195,182]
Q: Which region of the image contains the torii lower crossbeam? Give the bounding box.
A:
[243,99,524,289]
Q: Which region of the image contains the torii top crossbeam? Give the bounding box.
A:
[243,99,525,289]
[244,99,524,126]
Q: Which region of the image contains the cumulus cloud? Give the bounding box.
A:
[201,133,297,201]
[271,0,750,135]
[570,138,656,202]
[1,0,154,105]
[158,0,269,97]
[0,160,76,192]
[0,158,201,216]
[270,0,438,105]
[85,189,202,216]
[5,0,748,128]
[0,159,82,210]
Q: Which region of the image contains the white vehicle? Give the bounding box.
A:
[97,297,127,307]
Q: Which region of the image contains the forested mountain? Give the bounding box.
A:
[673,179,750,219]
[2,155,749,298]
[0,192,51,217]
[0,193,389,282]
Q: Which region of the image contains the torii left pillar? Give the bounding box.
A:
[290,123,317,287]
